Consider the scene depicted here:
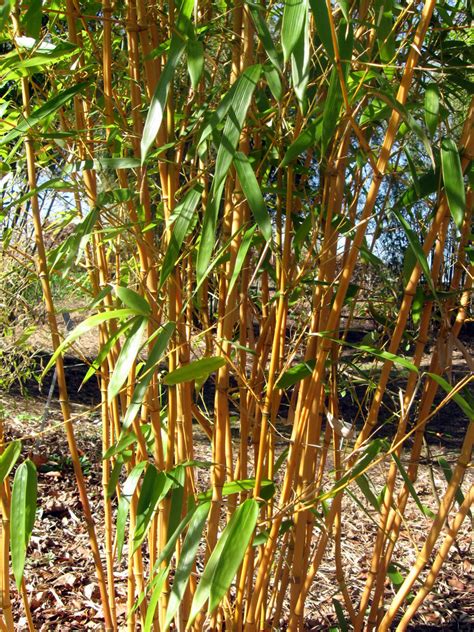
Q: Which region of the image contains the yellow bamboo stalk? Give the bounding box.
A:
[395,486,474,631]
[246,3,437,624]
[10,5,114,627]
[378,420,474,631]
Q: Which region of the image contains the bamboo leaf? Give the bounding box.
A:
[427,373,474,421]
[116,286,151,316]
[11,460,37,588]
[319,439,385,502]
[42,309,139,376]
[441,138,465,231]
[108,317,147,400]
[322,68,342,155]
[234,152,272,242]
[133,465,173,552]
[81,319,134,387]
[187,38,204,89]
[392,207,437,297]
[315,333,419,373]
[355,473,381,512]
[141,0,195,162]
[197,478,275,502]
[264,65,283,100]
[23,0,42,40]
[163,356,225,386]
[0,0,12,31]
[276,359,315,389]
[282,0,308,64]
[167,466,186,540]
[116,461,146,561]
[188,499,259,625]
[208,499,259,614]
[160,186,202,289]
[123,322,175,428]
[0,440,22,483]
[309,0,334,61]
[165,501,211,629]
[424,83,440,136]
[281,117,322,166]
[291,9,310,108]
[227,226,257,297]
[1,82,90,145]
[437,457,471,517]
[245,1,282,71]
[48,207,99,278]
[391,453,434,518]
[103,430,138,461]
[196,64,261,284]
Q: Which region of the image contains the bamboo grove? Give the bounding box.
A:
[0,0,473,629]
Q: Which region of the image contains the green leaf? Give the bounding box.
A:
[316,333,419,373]
[0,0,13,31]
[424,83,440,136]
[42,309,139,376]
[188,499,259,625]
[108,317,147,400]
[133,465,173,552]
[11,460,37,588]
[412,287,425,326]
[322,68,342,155]
[81,319,135,387]
[282,0,308,64]
[165,501,211,629]
[391,453,434,518]
[392,207,437,297]
[264,65,283,100]
[281,117,322,166]
[141,0,195,162]
[116,286,151,316]
[333,598,349,632]
[187,38,204,89]
[234,152,272,242]
[437,457,471,517]
[1,82,90,145]
[116,461,146,561]
[49,207,99,278]
[103,430,138,461]
[441,138,466,231]
[0,440,22,483]
[355,473,381,512]
[319,440,386,502]
[275,359,315,389]
[167,466,186,540]
[23,0,43,40]
[196,64,261,284]
[163,356,225,386]
[427,373,474,421]
[245,1,282,71]
[123,322,175,428]
[144,567,171,632]
[106,457,124,499]
[160,186,202,289]
[291,9,310,108]
[309,0,334,61]
[227,226,257,297]
[197,478,275,502]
